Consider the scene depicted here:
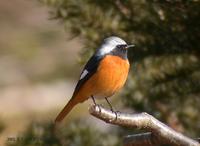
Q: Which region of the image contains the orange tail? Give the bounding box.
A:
[55,98,77,123]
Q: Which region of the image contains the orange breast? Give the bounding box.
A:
[75,55,130,101]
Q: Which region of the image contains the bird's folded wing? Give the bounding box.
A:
[72,55,103,98]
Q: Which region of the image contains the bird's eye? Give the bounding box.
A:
[117,45,126,49]
[117,45,122,49]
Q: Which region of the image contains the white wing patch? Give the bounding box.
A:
[80,70,89,80]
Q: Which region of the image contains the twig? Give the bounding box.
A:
[114,0,131,19]
[89,105,200,146]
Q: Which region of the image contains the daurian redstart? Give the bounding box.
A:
[55,36,134,123]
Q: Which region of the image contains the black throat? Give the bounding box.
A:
[109,47,128,60]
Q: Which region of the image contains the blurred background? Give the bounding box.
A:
[0,0,83,145]
[0,0,200,146]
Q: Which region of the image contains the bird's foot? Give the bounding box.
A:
[93,104,102,114]
[110,109,120,121]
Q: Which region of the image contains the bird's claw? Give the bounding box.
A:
[95,104,102,114]
[111,110,120,121]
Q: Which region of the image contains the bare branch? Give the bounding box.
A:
[89,105,200,146]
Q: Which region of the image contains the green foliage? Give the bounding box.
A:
[7,120,120,146]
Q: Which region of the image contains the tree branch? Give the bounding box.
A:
[114,0,131,19]
[89,105,200,146]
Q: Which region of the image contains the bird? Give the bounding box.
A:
[55,36,134,123]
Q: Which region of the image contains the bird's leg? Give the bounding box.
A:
[91,95,97,105]
[105,97,118,120]
[91,95,101,113]
[105,97,114,112]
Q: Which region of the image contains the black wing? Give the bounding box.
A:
[72,55,103,98]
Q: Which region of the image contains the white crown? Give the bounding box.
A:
[104,36,127,46]
[98,36,127,55]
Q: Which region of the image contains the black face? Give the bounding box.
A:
[116,44,128,49]
[109,44,128,60]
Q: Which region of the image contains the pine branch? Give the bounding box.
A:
[114,0,131,19]
[89,105,200,146]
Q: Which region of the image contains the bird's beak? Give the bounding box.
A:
[125,44,135,49]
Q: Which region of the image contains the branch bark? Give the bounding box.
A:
[89,105,200,146]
